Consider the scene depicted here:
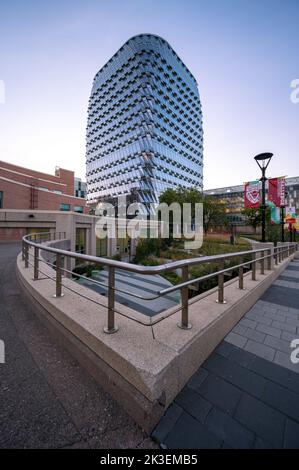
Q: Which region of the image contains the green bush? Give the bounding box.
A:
[133,238,162,263]
[72,263,102,279]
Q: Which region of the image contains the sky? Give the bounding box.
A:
[0,0,298,189]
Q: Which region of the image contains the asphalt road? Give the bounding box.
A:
[0,243,156,449]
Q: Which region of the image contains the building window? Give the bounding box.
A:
[0,191,3,208]
[74,205,83,213]
[60,203,70,211]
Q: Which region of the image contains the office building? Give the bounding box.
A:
[86,34,203,209]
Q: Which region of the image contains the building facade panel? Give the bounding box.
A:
[86,34,203,208]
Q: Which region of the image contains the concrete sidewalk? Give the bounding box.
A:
[0,243,156,449]
[152,259,299,449]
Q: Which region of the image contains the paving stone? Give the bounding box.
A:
[274,351,299,374]
[205,407,255,449]
[234,394,285,448]
[286,317,299,328]
[244,339,275,362]
[272,320,296,334]
[239,318,257,330]
[197,374,242,415]
[281,331,298,342]
[261,304,279,313]
[163,412,222,449]
[264,335,293,355]
[214,342,235,358]
[187,368,209,392]
[274,280,299,289]
[280,275,299,283]
[256,323,282,339]
[242,328,266,344]
[262,381,299,422]
[253,436,274,449]
[225,332,247,348]
[227,345,256,368]
[203,354,267,398]
[284,271,299,279]
[264,311,287,323]
[285,265,299,272]
[152,403,183,443]
[284,419,299,448]
[245,312,272,326]
[288,307,299,315]
[262,285,299,310]
[277,304,294,313]
[249,355,297,392]
[175,387,212,423]
[231,324,248,336]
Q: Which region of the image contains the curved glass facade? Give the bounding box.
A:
[86,34,203,207]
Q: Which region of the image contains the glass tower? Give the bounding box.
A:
[86,34,203,209]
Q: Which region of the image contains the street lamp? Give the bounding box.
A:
[281,191,288,243]
[254,152,273,243]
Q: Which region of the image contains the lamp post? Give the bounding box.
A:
[281,191,288,243]
[281,206,285,242]
[254,152,273,243]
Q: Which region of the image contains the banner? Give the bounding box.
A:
[285,206,296,221]
[268,200,281,225]
[268,177,286,207]
[271,206,281,224]
[244,180,261,209]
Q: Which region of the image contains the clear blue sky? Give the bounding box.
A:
[0,0,298,189]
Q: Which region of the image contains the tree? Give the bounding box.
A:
[241,208,262,233]
[159,188,228,235]
[202,195,227,234]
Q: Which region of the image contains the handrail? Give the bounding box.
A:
[24,232,268,274]
[22,231,298,333]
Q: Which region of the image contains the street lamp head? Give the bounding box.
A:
[254,152,273,171]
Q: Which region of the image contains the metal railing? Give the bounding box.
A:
[22,232,298,334]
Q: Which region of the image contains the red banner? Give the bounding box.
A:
[244,181,261,209]
[268,177,286,207]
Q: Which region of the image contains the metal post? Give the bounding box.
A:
[54,253,64,298]
[239,266,245,290]
[261,168,266,243]
[34,246,39,280]
[267,248,272,270]
[22,240,25,261]
[252,257,257,280]
[216,259,226,304]
[261,251,265,275]
[281,206,285,242]
[275,249,278,266]
[25,243,29,268]
[104,266,118,334]
[178,266,192,329]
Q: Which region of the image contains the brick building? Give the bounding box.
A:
[0,160,88,214]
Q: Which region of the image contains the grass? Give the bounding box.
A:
[133,234,252,294]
